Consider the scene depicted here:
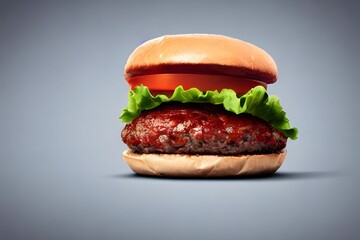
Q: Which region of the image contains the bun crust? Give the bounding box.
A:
[125,34,277,84]
[123,149,286,177]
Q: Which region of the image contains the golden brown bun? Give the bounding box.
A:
[125,34,277,84]
[123,149,286,177]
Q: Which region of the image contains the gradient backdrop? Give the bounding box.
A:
[1,1,360,239]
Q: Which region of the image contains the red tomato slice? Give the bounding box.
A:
[126,73,267,95]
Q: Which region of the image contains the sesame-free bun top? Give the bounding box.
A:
[125,34,278,84]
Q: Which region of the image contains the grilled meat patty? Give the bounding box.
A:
[121,103,287,155]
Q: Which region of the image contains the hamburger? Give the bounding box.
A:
[120,34,298,177]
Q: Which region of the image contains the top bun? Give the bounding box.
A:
[125,34,277,84]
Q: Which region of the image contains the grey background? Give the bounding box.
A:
[1,0,360,239]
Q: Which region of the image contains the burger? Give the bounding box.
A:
[120,34,298,177]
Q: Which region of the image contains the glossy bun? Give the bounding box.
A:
[125,34,277,84]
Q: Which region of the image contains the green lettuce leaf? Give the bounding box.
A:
[120,85,298,140]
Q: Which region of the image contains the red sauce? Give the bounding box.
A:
[121,103,286,154]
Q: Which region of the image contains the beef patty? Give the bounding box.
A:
[121,103,287,155]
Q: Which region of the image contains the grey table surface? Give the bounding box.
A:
[1,1,360,240]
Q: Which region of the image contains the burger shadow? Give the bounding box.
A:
[113,171,340,181]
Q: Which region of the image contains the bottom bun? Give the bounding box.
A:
[123,149,286,177]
